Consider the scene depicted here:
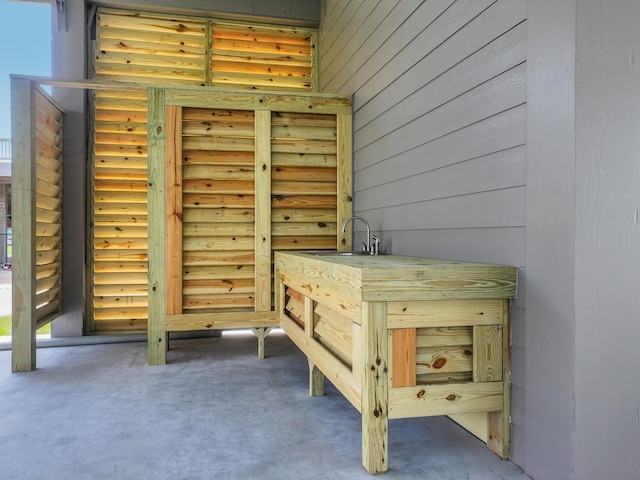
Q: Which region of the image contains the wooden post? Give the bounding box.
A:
[147,88,167,365]
[165,106,183,317]
[11,77,37,372]
[487,299,512,458]
[254,110,272,312]
[361,300,388,474]
[305,296,324,396]
[254,110,272,358]
[336,113,353,251]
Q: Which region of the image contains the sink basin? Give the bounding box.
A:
[307,251,387,256]
[308,251,369,256]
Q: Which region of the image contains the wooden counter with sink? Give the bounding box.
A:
[275,251,518,474]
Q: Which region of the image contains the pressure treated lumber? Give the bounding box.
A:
[12,79,65,371]
[275,251,517,473]
[11,78,38,372]
[147,88,167,365]
[90,6,320,332]
[146,87,352,363]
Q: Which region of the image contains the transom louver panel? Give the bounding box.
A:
[94,10,207,85]
[210,23,315,91]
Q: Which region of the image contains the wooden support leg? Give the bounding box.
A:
[303,295,324,395]
[148,326,168,366]
[252,327,273,359]
[488,299,512,458]
[361,301,389,474]
[309,359,325,396]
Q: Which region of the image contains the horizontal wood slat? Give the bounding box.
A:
[389,382,504,419]
[210,22,315,91]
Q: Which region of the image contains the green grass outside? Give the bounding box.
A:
[0,315,51,336]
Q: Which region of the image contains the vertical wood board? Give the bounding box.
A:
[11,78,37,372]
[254,110,272,311]
[165,106,183,315]
[146,88,167,365]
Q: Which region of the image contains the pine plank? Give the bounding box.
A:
[146,87,167,364]
[165,105,183,315]
[390,328,416,388]
[255,110,272,312]
[389,382,503,419]
[473,325,503,382]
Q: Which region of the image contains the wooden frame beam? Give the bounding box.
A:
[11,77,37,372]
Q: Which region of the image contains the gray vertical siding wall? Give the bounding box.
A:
[319,0,527,468]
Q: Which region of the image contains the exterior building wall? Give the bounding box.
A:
[319,0,527,466]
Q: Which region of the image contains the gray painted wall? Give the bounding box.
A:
[528,1,640,478]
[572,0,640,478]
[319,0,527,466]
[321,0,640,479]
[51,0,87,336]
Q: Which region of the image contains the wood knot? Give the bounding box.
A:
[417,389,426,399]
[432,357,447,369]
[446,394,457,402]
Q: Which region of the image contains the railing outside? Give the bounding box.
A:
[0,138,10,161]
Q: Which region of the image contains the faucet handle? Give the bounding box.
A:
[371,235,381,255]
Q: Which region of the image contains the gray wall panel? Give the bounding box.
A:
[356,105,526,190]
[320,0,527,468]
[574,0,640,477]
[371,228,525,268]
[356,146,526,210]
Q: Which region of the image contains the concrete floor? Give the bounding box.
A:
[0,330,530,479]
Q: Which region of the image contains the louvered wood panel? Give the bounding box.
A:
[210,22,316,91]
[94,10,207,85]
[34,90,63,325]
[91,8,320,332]
[92,89,150,331]
[91,10,206,332]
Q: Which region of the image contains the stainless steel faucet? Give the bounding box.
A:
[341,216,380,254]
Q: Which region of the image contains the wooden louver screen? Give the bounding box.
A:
[91,8,318,332]
[93,11,208,85]
[35,90,64,324]
[92,89,149,330]
[210,23,315,91]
